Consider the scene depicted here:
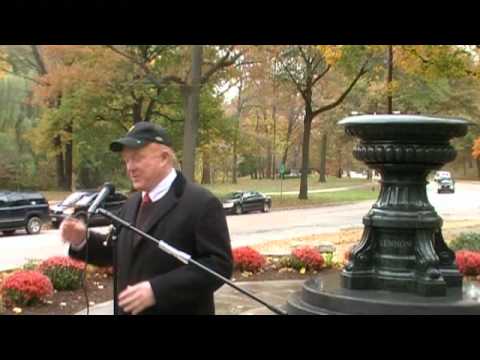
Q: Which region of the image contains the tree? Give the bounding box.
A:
[276,45,371,199]
[473,137,480,178]
[106,45,244,182]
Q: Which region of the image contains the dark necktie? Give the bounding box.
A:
[135,193,154,233]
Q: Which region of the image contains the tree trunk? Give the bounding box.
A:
[201,151,211,184]
[232,125,238,184]
[477,158,480,179]
[266,143,272,179]
[232,76,243,184]
[336,143,343,178]
[182,45,203,182]
[65,124,73,191]
[387,45,393,114]
[318,132,327,183]
[299,111,312,200]
[282,107,297,167]
[53,135,66,189]
[272,104,277,179]
[132,98,143,123]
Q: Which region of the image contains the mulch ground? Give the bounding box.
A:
[232,255,333,282]
[1,271,113,315]
[3,258,477,314]
[0,262,319,315]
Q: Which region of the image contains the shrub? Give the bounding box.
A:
[23,258,42,271]
[323,252,334,268]
[1,270,53,306]
[289,246,324,271]
[38,256,85,291]
[449,233,480,252]
[456,250,480,276]
[232,247,266,273]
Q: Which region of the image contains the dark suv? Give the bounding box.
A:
[50,190,128,228]
[0,191,50,235]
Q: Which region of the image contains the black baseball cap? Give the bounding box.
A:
[110,121,172,152]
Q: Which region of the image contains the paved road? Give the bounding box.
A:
[1,181,479,271]
[0,227,110,272]
[228,181,480,247]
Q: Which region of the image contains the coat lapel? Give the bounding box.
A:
[131,183,180,249]
[117,192,142,287]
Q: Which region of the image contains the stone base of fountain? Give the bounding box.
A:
[287,271,480,315]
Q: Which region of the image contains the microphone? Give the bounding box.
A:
[87,183,115,216]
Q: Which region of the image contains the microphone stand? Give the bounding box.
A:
[110,225,119,316]
[95,207,287,316]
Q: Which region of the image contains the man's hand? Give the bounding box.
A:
[60,217,87,247]
[118,281,156,315]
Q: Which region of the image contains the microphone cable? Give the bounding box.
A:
[81,226,90,315]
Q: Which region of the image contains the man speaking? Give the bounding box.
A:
[60,121,233,315]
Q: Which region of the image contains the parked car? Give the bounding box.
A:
[437,177,455,194]
[222,191,272,215]
[50,190,128,228]
[434,170,452,183]
[0,191,50,235]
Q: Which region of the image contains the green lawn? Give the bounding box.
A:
[41,176,377,209]
[270,187,380,210]
[41,191,72,202]
[204,175,371,197]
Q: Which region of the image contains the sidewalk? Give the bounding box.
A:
[76,279,304,315]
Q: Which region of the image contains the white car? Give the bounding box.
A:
[434,171,452,183]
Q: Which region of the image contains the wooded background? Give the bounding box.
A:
[1,45,479,199]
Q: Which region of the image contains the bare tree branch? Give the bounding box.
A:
[0,66,49,86]
[312,60,369,117]
[31,45,48,75]
[216,78,242,98]
[312,64,331,86]
[106,45,185,89]
[283,63,308,102]
[200,47,243,85]
[153,111,183,123]
[298,46,311,65]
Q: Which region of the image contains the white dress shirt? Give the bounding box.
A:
[70,168,177,250]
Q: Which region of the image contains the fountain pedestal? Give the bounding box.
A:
[287,115,480,314]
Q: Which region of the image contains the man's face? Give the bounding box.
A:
[121,143,170,192]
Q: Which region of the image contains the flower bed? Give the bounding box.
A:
[0,256,113,315]
[38,256,86,291]
[233,247,266,273]
[456,250,480,277]
[1,270,53,307]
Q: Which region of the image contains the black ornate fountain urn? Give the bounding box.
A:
[287,115,480,315]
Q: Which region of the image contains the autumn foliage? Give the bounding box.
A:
[232,247,266,273]
[38,256,85,291]
[290,246,325,271]
[456,251,480,276]
[473,137,480,160]
[1,270,53,307]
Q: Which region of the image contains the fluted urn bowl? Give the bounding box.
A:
[287,115,480,314]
